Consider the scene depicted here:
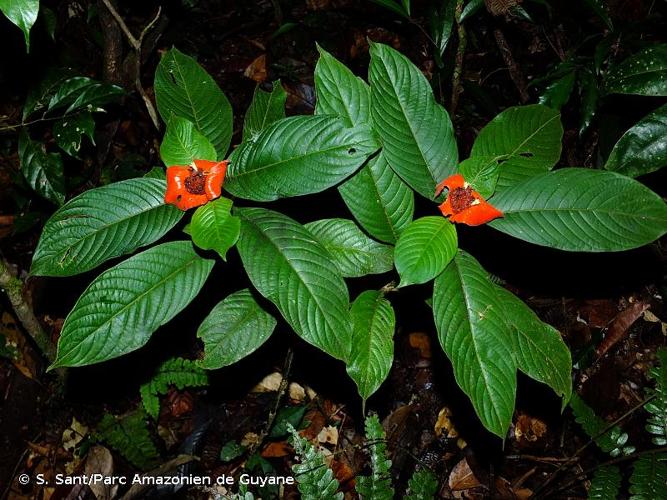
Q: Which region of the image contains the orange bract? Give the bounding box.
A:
[435,173,503,226]
[164,159,229,211]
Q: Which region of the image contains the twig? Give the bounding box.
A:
[450,0,467,116]
[493,28,529,103]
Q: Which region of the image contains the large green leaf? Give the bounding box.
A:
[433,251,517,438]
[18,129,65,206]
[304,218,393,278]
[190,197,240,260]
[31,178,183,276]
[154,48,233,157]
[369,42,458,199]
[346,291,395,403]
[160,116,217,166]
[0,0,39,50]
[225,115,379,201]
[314,45,370,127]
[471,104,563,188]
[51,241,214,368]
[242,81,286,141]
[490,168,667,252]
[604,104,667,178]
[53,111,95,158]
[47,77,124,114]
[606,44,667,97]
[236,208,352,361]
[197,289,277,369]
[23,69,73,119]
[394,216,457,287]
[338,153,414,244]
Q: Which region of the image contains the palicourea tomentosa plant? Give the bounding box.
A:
[29,41,667,439]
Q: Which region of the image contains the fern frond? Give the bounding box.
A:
[289,424,343,500]
[629,452,667,499]
[645,348,667,445]
[357,414,394,500]
[95,410,159,469]
[140,357,208,419]
[405,468,438,499]
[569,393,635,457]
[587,465,621,500]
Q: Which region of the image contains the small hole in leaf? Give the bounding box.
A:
[519,152,534,158]
[348,148,357,155]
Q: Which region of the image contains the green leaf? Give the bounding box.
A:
[357,414,394,500]
[31,178,184,277]
[433,251,516,438]
[459,0,484,22]
[494,286,572,405]
[645,348,667,446]
[0,0,39,50]
[539,71,576,110]
[189,197,240,260]
[225,116,379,201]
[314,45,370,127]
[270,406,306,438]
[53,111,95,158]
[220,441,245,462]
[338,153,414,244]
[458,156,501,198]
[588,465,621,500]
[51,241,214,368]
[582,0,613,30]
[471,104,563,188]
[96,411,159,470]
[154,47,234,157]
[197,289,277,369]
[606,44,667,97]
[236,208,352,361]
[405,469,439,500]
[23,69,73,119]
[304,219,393,278]
[18,129,65,206]
[629,453,667,499]
[346,291,395,402]
[160,116,217,166]
[47,77,124,114]
[290,425,343,500]
[604,103,667,178]
[430,0,455,59]
[243,80,287,141]
[490,168,667,252]
[369,42,458,199]
[395,216,457,287]
[579,68,599,135]
[369,0,410,18]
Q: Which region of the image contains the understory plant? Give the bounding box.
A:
[29,41,667,439]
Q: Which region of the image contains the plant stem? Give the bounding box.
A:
[450,0,467,116]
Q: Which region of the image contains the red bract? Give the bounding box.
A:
[164,159,228,211]
[435,173,503,226]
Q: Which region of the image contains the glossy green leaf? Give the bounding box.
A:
[629,453,667,499]
[539,71,576,110]
[369,42,458,199]
[51,241,214,368]
[582,0,613,30]
[369,0,410,18]
[588,466,621,500]
[160,116,216,166]
[346,290,395,401]
[395,216,457,287]
[236,208,352,361]
[18,130,65,206]
[225,115,379,201]
[242,80,286,141]
[23,69,73,119]
[315,45,370,127]
[190,197,240,260]
[197,289,277,369]
[459,0,483,21]
[47,77,124,114]
[31,178,184,276]
[471,104,563,189]
[430,0,455,59]
[305,218,393,278]
[458,156,501,198]
[490,168,667,252]
[433,251,517,438]
[579,68,599,135]
[154,47,233,157]
[605,44,667,97]
[0,0,39,50]
[338,153,414,244]
[604,104,667,178]
[53,111,95,158]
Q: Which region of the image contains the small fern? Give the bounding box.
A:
[95,409,159,469]
[587,465,621,500]
[289,424,343,500]
[645,348,667,445]
[357,414,394,500]
[140,357,208,419]
[629,452,667,499]
[405,468,438,499]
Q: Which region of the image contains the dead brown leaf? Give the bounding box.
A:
[597,300,649,357]
[244,54,267,83]
[261,441,292,458]
[514,413,547,444]
[84,446,117,500]
[434,407,458,438]
[449,457,482,491]
[409,332,432,358]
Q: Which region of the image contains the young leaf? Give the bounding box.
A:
[243,80,287,141]
[538,71,577,110]
[160,116,217,166]
[314,45,370,126]
[346,291,395,402]
[604,103,667,178]
[645,348,667,446]
[433,251,517,438]
[189,197,240,260]
[236,208,353,362]
[369,42,458,199]
[405,469,438,500]
[357,414,394,500]
[225,116,379,201]
[338,153,414,244]
[470,104,563,188]
[290,425,343,500]
[0,0,39,50]
[19,130,65,206]
[605,44,667,97]
[569,393,634,456]
[489,168,667,252]
[305,218,393,278]
[31,179,183,277]
[197,289,277,369]
[53,111,95,158]
[154,47,234,157]
[96,410,159,470]
[458,156,500,199]
[51,241,214,368]
[395,216,457,287]
[588,465,621,500]
[629,453,667,499]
